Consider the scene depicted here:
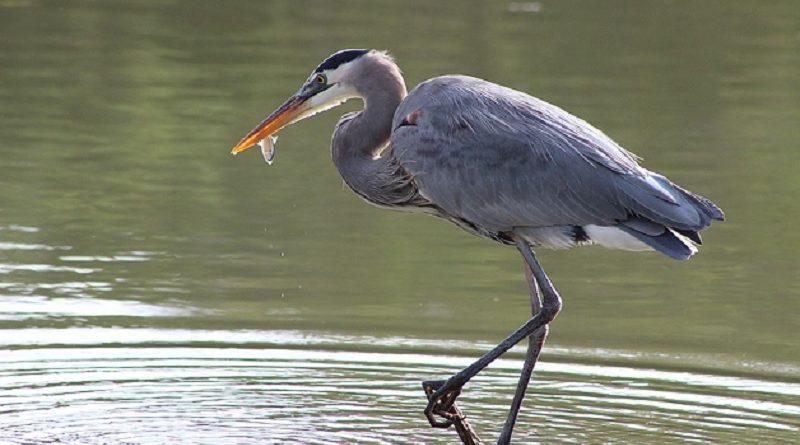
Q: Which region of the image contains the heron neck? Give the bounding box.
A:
[336,78,405,155]
[331,70,407,206]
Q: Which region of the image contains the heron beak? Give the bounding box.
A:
[230,95,309,155]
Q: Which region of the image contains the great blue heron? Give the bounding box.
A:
[230,49,724,443]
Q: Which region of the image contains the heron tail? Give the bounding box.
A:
[620,173,725,232]
[617,222,698,260]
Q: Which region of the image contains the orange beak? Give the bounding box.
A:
[230,95,308,155]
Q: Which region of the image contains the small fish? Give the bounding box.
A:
[258,135,278,165]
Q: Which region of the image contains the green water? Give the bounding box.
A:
[1,1,799,443]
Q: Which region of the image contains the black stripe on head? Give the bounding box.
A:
[314,49,369,73]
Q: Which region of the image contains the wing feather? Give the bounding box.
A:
[390,75,720,233]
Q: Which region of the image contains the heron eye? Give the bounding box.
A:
[314,74,326,85]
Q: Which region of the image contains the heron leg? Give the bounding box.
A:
[423,239,562,429]
[497,248,549,444]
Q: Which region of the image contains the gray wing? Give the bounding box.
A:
[390,75,722,234]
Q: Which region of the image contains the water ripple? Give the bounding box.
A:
[0,297,194,320]
[59,255,151,262]
[0,264,99,274]
[0,242,70,251]
[0,225,40,233]
[0,330,797,444]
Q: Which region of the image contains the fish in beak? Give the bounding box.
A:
[230,77,360,164]
[230,94,310,163]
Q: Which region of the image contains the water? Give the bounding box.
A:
[1,0,799,443]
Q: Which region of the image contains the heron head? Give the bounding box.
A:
[230,49,371,155]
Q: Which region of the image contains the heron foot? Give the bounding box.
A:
[422,378,467,428]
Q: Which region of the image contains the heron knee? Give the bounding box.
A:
[541,291,562,323]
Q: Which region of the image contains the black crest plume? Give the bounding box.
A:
[314,49,369,73]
